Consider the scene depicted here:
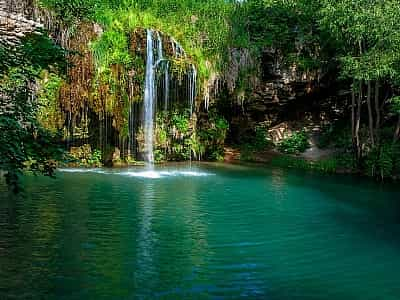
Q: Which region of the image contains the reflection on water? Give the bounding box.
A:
[136,180,156,294]
[0,164,400,299]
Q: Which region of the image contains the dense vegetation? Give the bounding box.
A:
[0,34,67,191]
[1,0,400,190]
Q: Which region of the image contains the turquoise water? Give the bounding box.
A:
[0,163,399,299]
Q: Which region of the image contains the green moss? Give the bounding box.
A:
[91,25,132,71]
[88,0,239,90]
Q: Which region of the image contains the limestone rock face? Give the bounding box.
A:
[249,48,321,116]
[0,0,43,47]
[228,47,328,143]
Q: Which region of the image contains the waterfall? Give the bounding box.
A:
[141,29,197,164]
[143,29,156,165]
[156,32,163,63]
[189,65,197,115]
[164,61,169,112]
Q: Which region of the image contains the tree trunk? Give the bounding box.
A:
[351,81,356,146]
[367,81,375,146]
[394,114,400,143]
[374,81,380,142]
[355,40,364,161]
[355,81,362,160]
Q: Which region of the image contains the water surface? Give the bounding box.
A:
[0,164,399,299]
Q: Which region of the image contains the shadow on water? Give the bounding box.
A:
[212,162,400,221]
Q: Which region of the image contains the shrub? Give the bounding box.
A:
[335,151,356,170]
[197,111,229,161]
[154,149,166,163]
[271,155,337,174]
[172,112,190,135]
[365,143,400,180]
[318,123,352,149]
[278,130,309,154]
[171,143,191,161]
[240,123,273,155]
[87,149,103,167]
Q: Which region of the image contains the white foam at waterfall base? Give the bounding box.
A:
[121,170,214,178]
[59,168,214,178]
[58,168,108,174]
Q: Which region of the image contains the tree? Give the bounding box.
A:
[320,0,400,160]
[0,34,67,192]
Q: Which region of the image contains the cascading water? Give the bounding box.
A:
[156,32,163,63]
[189,65,197,115]
[164,62,169,112]
[143,29,156,165]
[141,29,197,165]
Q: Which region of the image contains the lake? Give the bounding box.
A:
[0,163,399,299]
